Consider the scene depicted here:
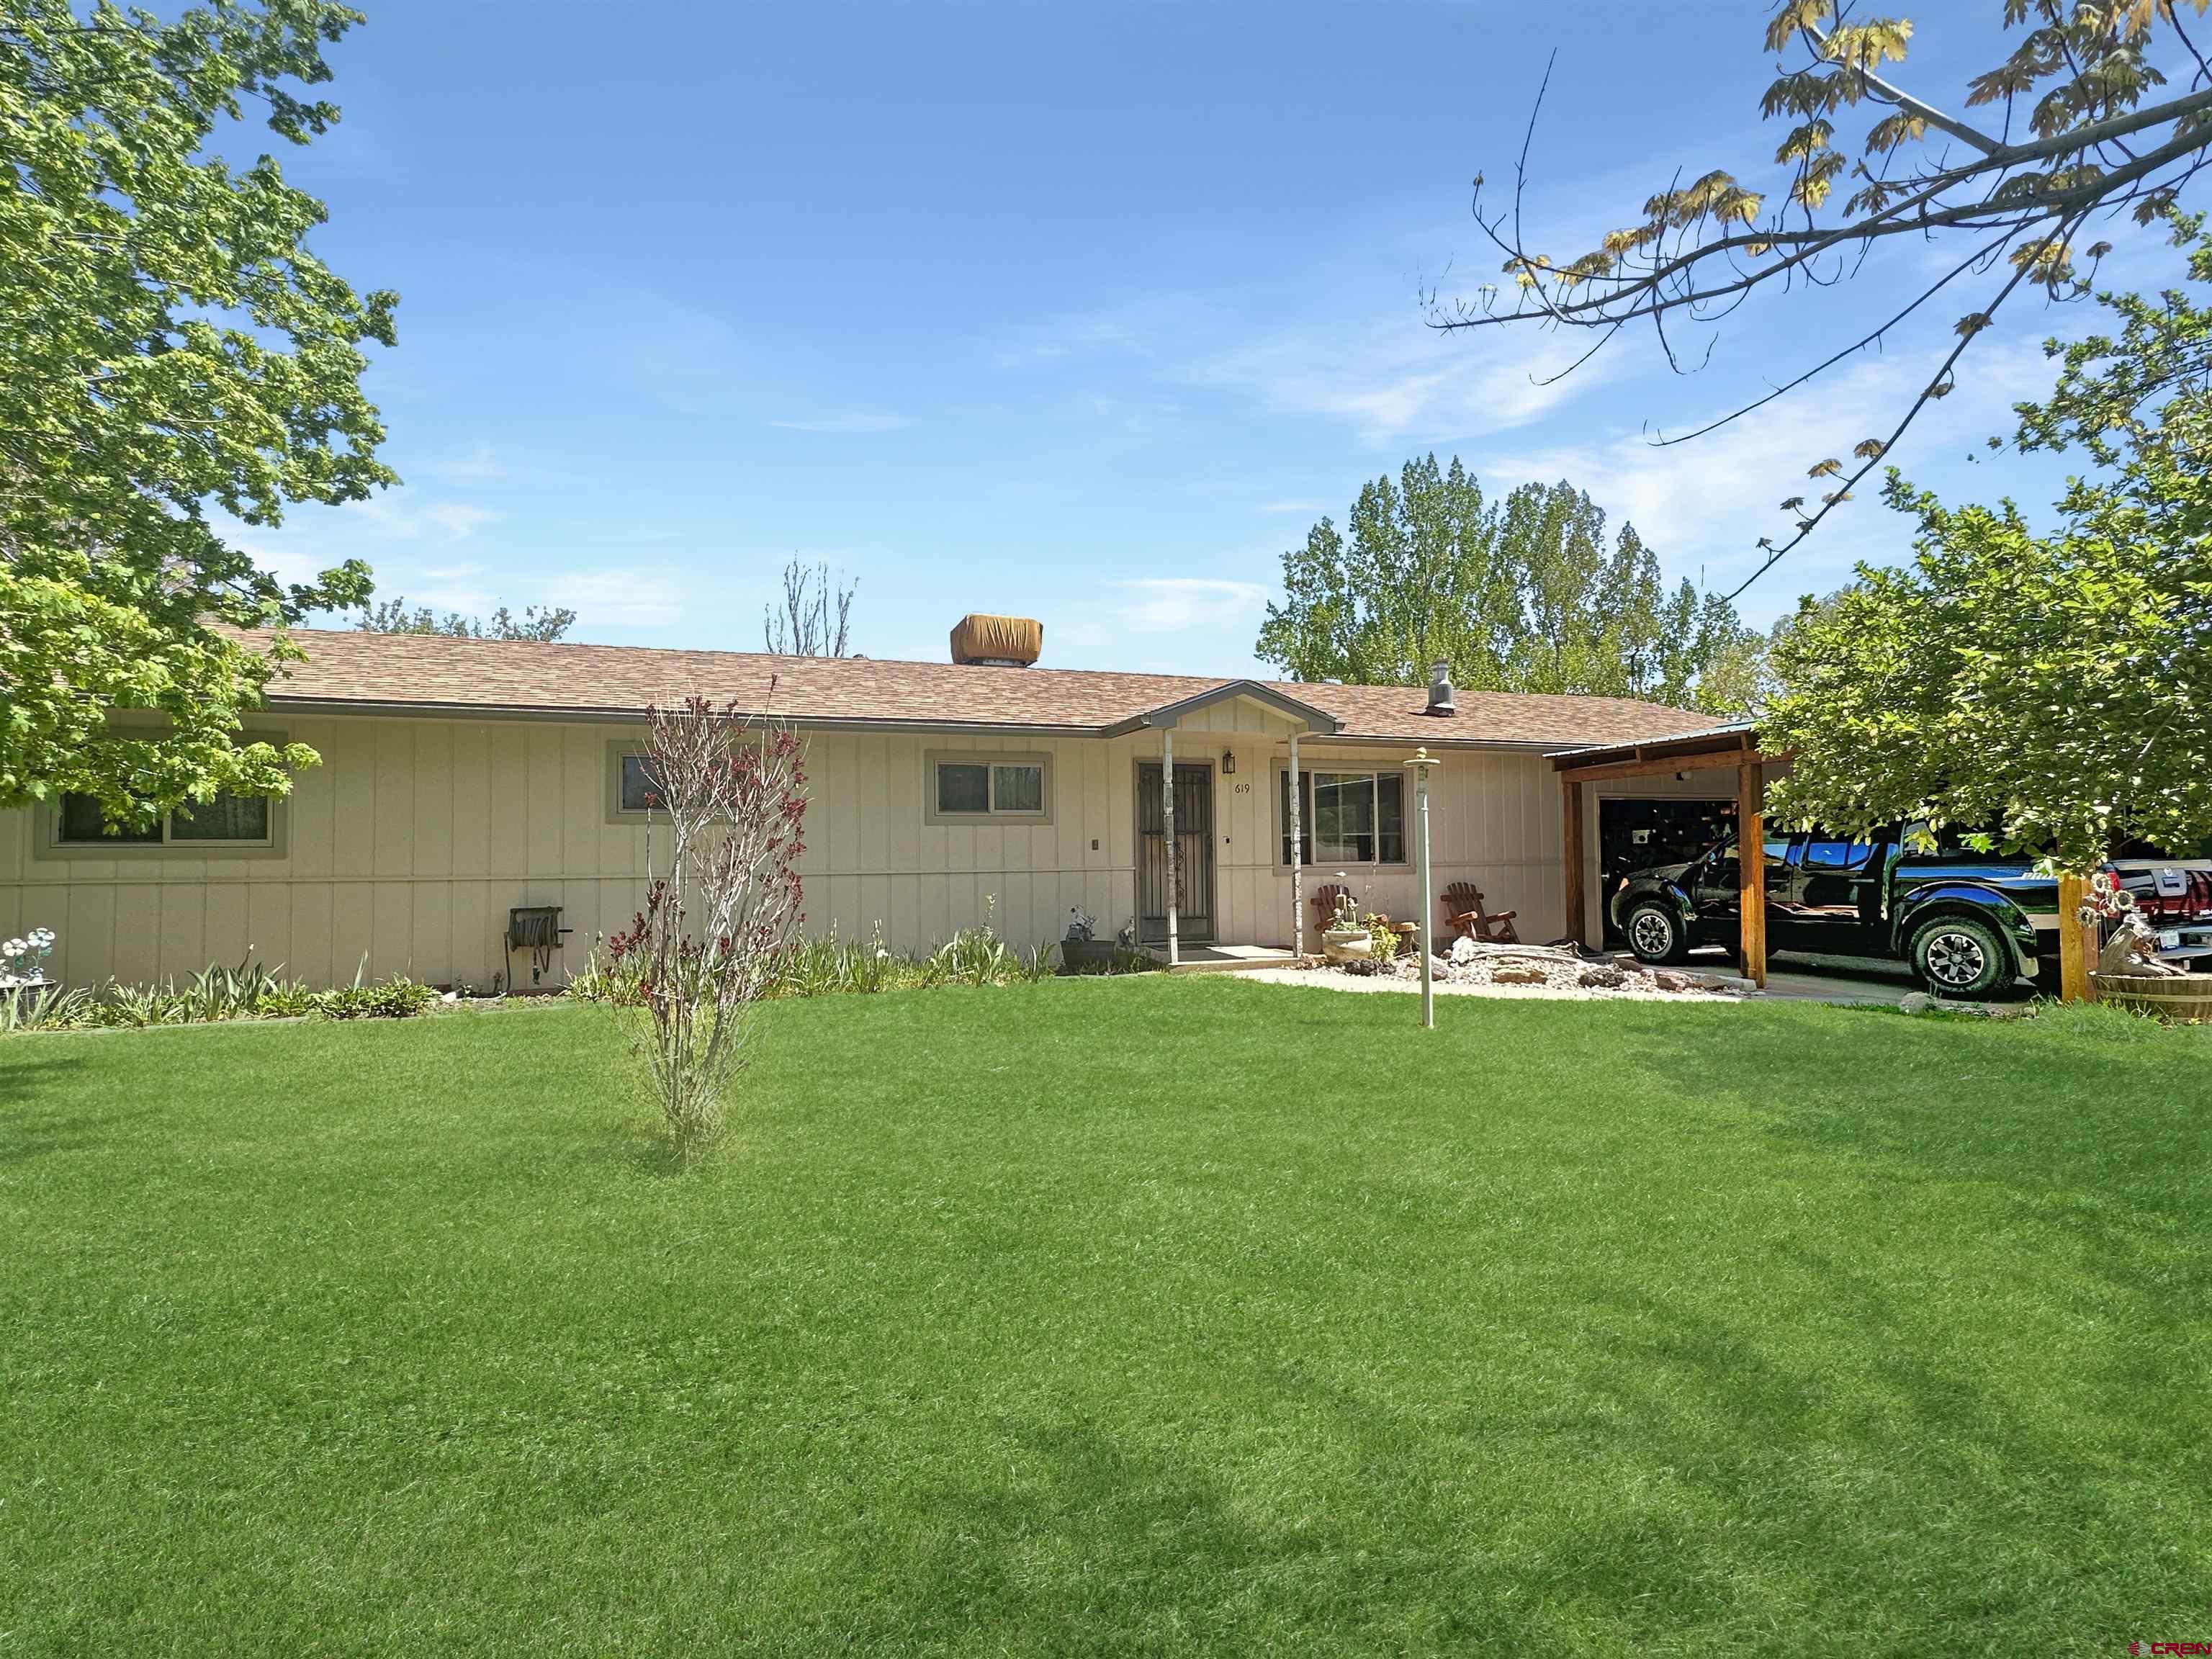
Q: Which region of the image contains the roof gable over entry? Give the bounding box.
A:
[1102,680,1340,737]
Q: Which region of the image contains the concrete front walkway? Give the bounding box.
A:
[1663,948,2041,1007]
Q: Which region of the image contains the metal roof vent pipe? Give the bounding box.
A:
[1426,661,1456,716]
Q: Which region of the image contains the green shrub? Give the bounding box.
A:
[567,938,647,1007]
[1,957,443,1035]
[0,983,97,1033]
[1364,913,1401,961]
[315,977,438,1020]
[575,902,1073,1007]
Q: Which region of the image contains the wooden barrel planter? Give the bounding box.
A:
[2091,971,2212,1022]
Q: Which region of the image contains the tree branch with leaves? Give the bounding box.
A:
[1439,0,2212,598]
[1,0,397,828]
[1762,214,2212,872]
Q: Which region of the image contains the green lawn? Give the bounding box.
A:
[3,981,2208,1655]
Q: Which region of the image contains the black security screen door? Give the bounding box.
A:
[1137,763,1215,945]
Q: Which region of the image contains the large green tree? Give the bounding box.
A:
[1255,455,1757,713]
[356,598,578,642]
[1,0,394,830]
[1763,215,2212,872]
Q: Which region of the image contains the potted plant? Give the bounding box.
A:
[1,927,56,1015]
[1058,907,1123,974]
[1322,881,1372,962]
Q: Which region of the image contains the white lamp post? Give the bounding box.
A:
[1406,747,1442,1029]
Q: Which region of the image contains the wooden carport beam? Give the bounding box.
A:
[1738,757,1767,989]
[1555,745,1781,786]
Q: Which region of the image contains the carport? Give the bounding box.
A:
[1552,724,1778,987]
[1551,724,2100,1001]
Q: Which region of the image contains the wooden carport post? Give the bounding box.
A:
[2057,873,2092,1002]
[1737,757,1767,989]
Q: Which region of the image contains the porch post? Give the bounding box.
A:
[1737,757,1768,989]
[1288,731,1303,958]
[1162,724,1178,966]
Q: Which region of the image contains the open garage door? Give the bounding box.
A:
[1598,797,1733,945]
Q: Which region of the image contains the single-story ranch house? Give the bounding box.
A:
[3,616,1724,990]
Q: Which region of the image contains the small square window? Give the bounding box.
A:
[936,763,990,814]
[618,753,662,814]
[992,763,1043,814]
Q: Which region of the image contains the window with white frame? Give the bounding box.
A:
[55,788,273,847]
[1279,768,1405,866]
[927,753,1051,822]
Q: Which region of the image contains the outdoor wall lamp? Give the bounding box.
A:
[1221,750,1236,775]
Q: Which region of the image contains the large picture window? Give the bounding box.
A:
[55,789,273,848]
[1279,769,1405,866]
[924,752,1053,824]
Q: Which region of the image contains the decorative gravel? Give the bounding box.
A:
[1236,946,1748,1002]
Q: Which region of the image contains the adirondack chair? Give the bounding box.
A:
[1311,883,1351,938]
[1442,881,1517,944]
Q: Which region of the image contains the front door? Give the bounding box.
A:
[1137,762,1215,945]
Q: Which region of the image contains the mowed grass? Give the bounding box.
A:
[2,981,2208,1656]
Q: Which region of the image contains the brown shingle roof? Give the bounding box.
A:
[248,628,1707,750]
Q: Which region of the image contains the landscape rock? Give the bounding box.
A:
[1449,935,1478,966]
[1492,964,1548,986]
[1651,970,1694,993]
[1899,992,1936,1015]
[1578,964,1629,990]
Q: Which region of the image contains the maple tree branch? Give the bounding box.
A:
[1804,21,2003,156]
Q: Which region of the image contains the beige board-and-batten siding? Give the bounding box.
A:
[1,701,1572,989]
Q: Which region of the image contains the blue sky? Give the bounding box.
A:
[233,1,2189,676]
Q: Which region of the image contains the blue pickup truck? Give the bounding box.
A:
[1609,825,2212,996]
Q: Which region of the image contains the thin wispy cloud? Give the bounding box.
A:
[1256,499,1326,516]
[1482,340,2057,616]
[1106,577,1270,634]
[989,308,1161,372]
[542,569,684,629]
[423,503,500,539]
[767,411,913,434]
[339,495,503,541]
[1191,319,1609,447]
[421,443,507,482]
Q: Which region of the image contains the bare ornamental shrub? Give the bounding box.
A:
[608,696,807,1158]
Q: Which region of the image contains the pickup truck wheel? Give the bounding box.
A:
[1622,900,1689,965]
[1910,914,2013,998]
